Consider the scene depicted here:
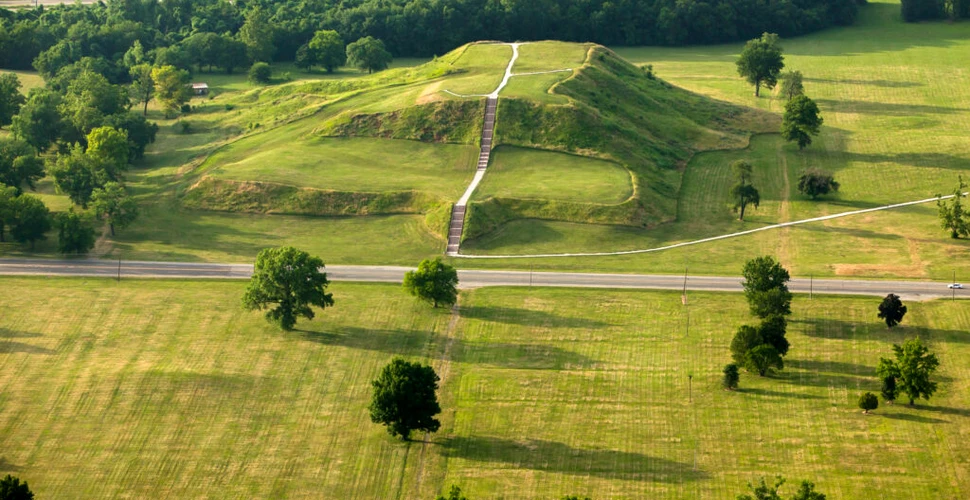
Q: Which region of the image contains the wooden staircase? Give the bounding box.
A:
[446,97,498,255]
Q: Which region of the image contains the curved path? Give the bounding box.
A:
[0,258,963,300]
[456,192,970,259]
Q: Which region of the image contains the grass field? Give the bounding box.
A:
[2,278,969,498]
[473,146,633,204]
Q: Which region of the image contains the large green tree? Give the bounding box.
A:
[346,36,393,74]
[309,30,346,73]
[368,358,442,440]
[937,177,970,238]
[56,209,96,254]
[741,256,792,319]
[730,160,760,220]
[60,70,130,142]
[49,144,98,207]
[781,95,823,150]
[10,194,50,249]
[779,70,804,101]
[0,73,26,129]
[403,257,459,308]
[239,6,275,62]
[91,181,138,236]
[242,246,335,330]
[86,126,130,183]
[0,474,34,500]
[877,293,907,329]
[0,138,44,193]
[151,65,192,118]
[11,88,63,152]
[129,63,154,116]
[735,33,784,97]
[878,337,939,406]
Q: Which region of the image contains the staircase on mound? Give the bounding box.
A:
[446,97,497,255]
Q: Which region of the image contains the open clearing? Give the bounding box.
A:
[2,278,969,498]
[473,146,633,204]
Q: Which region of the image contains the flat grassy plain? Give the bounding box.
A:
[2,278,969,498]
[473,146,633,204]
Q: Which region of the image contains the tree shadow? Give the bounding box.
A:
[299,327,598,370]
[880,412,948,424]
[0,341,54,355]
[804,77,924,89]
[0,457,22,472]
[921,405,970,418]
[815,99,969,116]
[459,306,610,329]
[795,224,904,241]
[0,328,42,339]
[844,151,970,172]
[793,318,970,345]
[438,436,708,482]
[735,387,823,400]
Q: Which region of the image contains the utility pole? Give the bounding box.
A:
[117,259,121,282]
[810,273,813,301]
[954,270,957,301]
[688,374,693,403]
[682,266,688,303]
[529,264,533,287]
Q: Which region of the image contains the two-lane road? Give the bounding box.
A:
[0,258,965,300]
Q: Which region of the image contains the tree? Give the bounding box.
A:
[295,44,316,72]
[797,170,839,200]
[723,363,740,390]
[0,186,17,242]
[781,95,823,150]
[0,474,33,500]
[791,481,826,500]
[758,315,790,356]
[122,40,147,69]
[86,126,130,183]
[309,30,346,73]
[104,112,158,161]
[858,392,878,414]
[731,325,764,366]
[151,65,192,118]
[730,160,760,220]
[368,358,441,440]
[779,70,804,101]
[11,88,63,152]
[59,70,130,142]
[735,33,784,97]
[242,246,334,330]
[0,73,26,129]
[239,6,275,62]
[49,144,98,207]
[91,182,138,236]
[129,63,154,116]
[880,337,939,406]
[880,374,898,405]
[746,344,783,376]
[403,257,459,308]
[937,176,970,239]
[741,256,792,319]
[436,485,468,500]
[56,209,96,254]
[0,138,44,193]
[877,293,907,329]
[346,36,393,74]
[217,35,250,74]
[248,62,272,84]
[737,476,784,500]
[10,194,50,249]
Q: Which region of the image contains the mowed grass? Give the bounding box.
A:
[473,146,633,204]
[440,43,514,96]
[2,279,970,498]
[205,136,478,198]
[500,41,588,103]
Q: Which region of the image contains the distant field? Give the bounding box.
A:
[473,146,633,204]
[2,279,969,498]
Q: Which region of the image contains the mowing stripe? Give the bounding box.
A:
[455,192,970,259]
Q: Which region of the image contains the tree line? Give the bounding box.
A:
[0,0,862,72]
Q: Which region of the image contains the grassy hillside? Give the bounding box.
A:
[2,278,969,498]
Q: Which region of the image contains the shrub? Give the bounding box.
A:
[249,62,272,84]
[723,363,740,390]
[859,392,879,414]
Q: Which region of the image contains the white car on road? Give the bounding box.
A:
[948,283,964,289]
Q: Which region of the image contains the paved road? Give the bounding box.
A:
[0,258,965,300]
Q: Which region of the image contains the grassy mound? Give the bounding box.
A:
[463,45,773,242]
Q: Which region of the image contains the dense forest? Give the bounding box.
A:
[0,0,864,72]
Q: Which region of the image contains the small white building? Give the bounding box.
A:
[190,83,209,95]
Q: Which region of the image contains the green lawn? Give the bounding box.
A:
[473,146,633,204]
[440,43,514,96]
[205,136,478,199]
[2,279,969,498]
